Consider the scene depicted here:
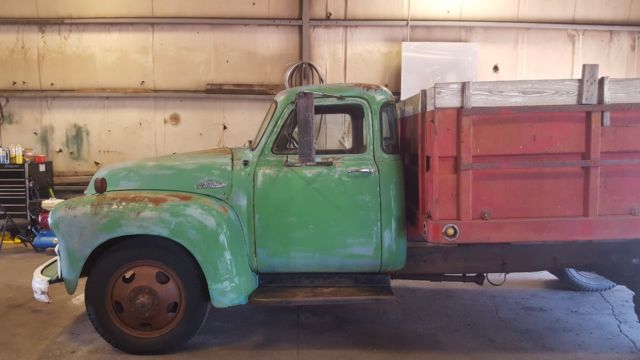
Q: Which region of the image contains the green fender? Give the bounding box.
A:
[49,190,258,308]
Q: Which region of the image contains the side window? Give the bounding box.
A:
[273,103,366,155]
[380,103,399,154]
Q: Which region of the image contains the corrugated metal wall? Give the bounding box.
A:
[0,0,638,173]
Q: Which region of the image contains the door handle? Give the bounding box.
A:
[347,168,375,175]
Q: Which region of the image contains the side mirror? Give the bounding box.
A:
[295,92,315,163]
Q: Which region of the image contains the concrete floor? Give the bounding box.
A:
[1,245,640,360]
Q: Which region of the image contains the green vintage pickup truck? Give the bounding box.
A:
[31,81,640,354]
[35,84,406,354]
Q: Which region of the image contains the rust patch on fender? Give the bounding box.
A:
[108,194,169,207]
[166,194,193,201]
[218,205,229,216]
[107,193,194,206]
[88,193,196,215]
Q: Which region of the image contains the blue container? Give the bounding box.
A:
[33,230,58,250]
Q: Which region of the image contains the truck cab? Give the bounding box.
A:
[37,84,407,354]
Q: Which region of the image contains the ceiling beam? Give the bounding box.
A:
[311,19,640,32]
[0,18,638,32]
[0,17,302,26]
[0,90,273,100]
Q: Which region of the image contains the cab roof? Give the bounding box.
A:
[274,83,395,104]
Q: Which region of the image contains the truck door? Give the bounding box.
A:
[254,98,382,272]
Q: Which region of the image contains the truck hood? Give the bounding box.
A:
[86,148,233,199]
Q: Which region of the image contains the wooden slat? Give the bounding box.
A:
[580,64,599,105]
[460,158,640,171]
[432,79,581,110]
[418,109,428,222]
[398,75,640,113]
[608,78,640,104]
[428,111,440,221]
[459,103,640,116]
[433,82,463,108]
[585,112,602,217]
[425,87,435,113]
[463,81,472,109]
[599,76,611,127]
[457,112,473,221]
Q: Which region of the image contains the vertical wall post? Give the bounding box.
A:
[301,0,310,62]
[300,0,311,85]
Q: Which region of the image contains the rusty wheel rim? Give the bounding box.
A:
[106,260,186,338]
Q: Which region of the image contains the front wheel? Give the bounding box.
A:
[550,268,617,292]
[85,239,210,354]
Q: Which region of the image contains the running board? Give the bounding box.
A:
[250,274,394,306]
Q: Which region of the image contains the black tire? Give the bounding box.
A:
[550,268,617,292]
[85,238,210,354]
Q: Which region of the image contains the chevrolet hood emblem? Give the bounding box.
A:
[196,179,225,189]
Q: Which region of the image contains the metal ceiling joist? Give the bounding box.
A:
[0,17,638,32]
[311,19,640,32]
[0,17,302,26]
[0,90,273,100]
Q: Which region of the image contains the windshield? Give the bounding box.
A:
[251,101,276,150]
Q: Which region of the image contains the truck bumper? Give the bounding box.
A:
[32,255,62,303]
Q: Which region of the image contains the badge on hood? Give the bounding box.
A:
[195,179,225,189]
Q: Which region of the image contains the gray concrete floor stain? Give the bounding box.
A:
[1,245,639,359]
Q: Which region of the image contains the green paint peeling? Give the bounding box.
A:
[50,191,257,308]
[50,83,406,309]
[87,148,232,198]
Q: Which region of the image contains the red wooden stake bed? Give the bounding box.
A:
[398,68,640,246]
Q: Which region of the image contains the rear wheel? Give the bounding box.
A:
[85,239,210,354]
[551,268,617,292]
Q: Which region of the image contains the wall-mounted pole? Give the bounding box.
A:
[0,18,638,33]
[301,0,310,62]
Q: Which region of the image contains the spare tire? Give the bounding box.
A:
[550,268,617,292]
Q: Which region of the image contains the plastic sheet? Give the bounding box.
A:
[400,42,478,100]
